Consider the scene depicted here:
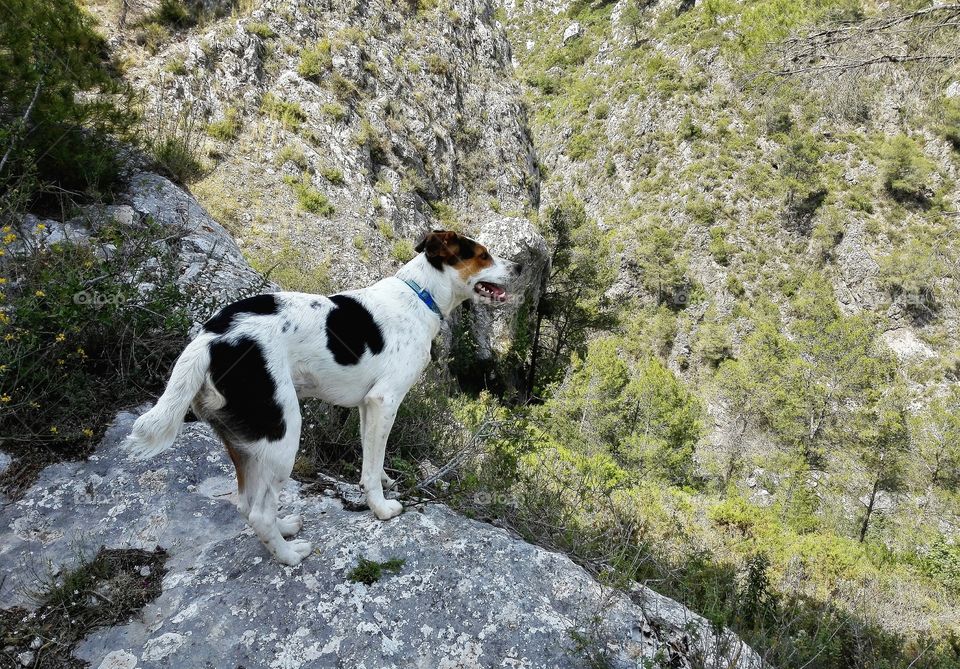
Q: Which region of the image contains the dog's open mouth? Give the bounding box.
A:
[474,281,508,303]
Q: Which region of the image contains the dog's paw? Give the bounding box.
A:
[275,539,313,566]
[372,499,403,521]
[277,514,303,538]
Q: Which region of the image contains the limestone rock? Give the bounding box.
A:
[0,412,760,668]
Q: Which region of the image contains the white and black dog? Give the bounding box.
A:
[125,230,519,565]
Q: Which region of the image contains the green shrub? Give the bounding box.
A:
[942,98,960,151]
[298,40,332,80]
[390,239,415,262]
[882,134,935,204]
[346,557,405,584]
[141,0,194,27]
[247,238,331,294]
[245,21,275,38]
[261,93,306,131]
[0,215,192,493]
[319,166,344,185]
[0,0,135,202]
[283,173,334,215]
[276,144,308,169]
[321,102,348,122]
[206,107,242,141]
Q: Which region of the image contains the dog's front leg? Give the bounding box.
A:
[360,391,403,520]
[360,404,395,490]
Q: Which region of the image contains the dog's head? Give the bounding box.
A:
[415,230,520,305]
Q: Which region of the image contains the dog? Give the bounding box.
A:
[124,230,519,565]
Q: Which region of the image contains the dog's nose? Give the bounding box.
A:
[512,262,523,276]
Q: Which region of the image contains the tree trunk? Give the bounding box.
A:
[859,479,879,543]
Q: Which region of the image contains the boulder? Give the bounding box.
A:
[0,412,761,668]
[562,22,584,44]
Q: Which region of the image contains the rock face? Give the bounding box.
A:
[124,0,540,290]
[0,412,759,668]
[119,171,273,329]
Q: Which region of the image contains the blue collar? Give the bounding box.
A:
[401,279,443,320]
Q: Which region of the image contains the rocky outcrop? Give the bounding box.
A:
[0,412,760,668]
[123,0,539,290]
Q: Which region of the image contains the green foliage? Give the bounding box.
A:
[635,224,689,307]
[283,173,334,215]
[390,239,415,263]
[0,215,192,493]
[882,134,935,204]
[719,274,890,467]
[207,107,242,141]
[912,386,960,490]
[514,195,618,399]
[298,40,333,80]
[0,0,135,201]
[247,238,331,294]
[545,337,703,485]
[0,548,167,665]
[944,98,960,150]
[261,93,306,131]
[245,21,275,38]
[878,236,941,321]
[346,557,405,584]
[142,0,194,27]
[321,102,348,122]
[276,144,308,169]
[320,166,344,185]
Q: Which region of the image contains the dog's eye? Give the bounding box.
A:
[480,252,490,260]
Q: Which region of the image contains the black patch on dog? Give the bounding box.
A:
[326,295,385,365]
[203,294,279,334]
[207,336,286,442]
[310,300,324,309]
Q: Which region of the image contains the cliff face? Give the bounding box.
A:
[113,0,541,289]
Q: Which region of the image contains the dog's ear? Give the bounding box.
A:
[415,230,460,264]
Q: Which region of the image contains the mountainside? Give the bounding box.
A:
[3,0,960,666]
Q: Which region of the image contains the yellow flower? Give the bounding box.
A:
[76,347,86,357]
[82,428,94,438]
[0,313,9,324]
[0,364,6,372]
[0,394,10,403]
[35,223,46,232]
[3,333,14,341]
[55,333,66,343]
[57,358,65,365]
[49,426,58,434]
[34,290,45,298]
[0,277,6,284]
[1,226,10,233]
[2,233,14,244]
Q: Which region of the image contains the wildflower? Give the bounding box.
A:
[1,226,10,233]
[0,277,6,284]
[49,426,58,434]
[3,333,14,341]
[35,290,45,298]
[82,428,94,438]
[35,223,46,232]
[57,358,65,365]
[0,394,10,403]
[55,333,66,343]
[2,233,14,244]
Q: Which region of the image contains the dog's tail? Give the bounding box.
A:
[124,334,213,459]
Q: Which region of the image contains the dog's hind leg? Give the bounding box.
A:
[360,388,403,521]
[243,393,311,565]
